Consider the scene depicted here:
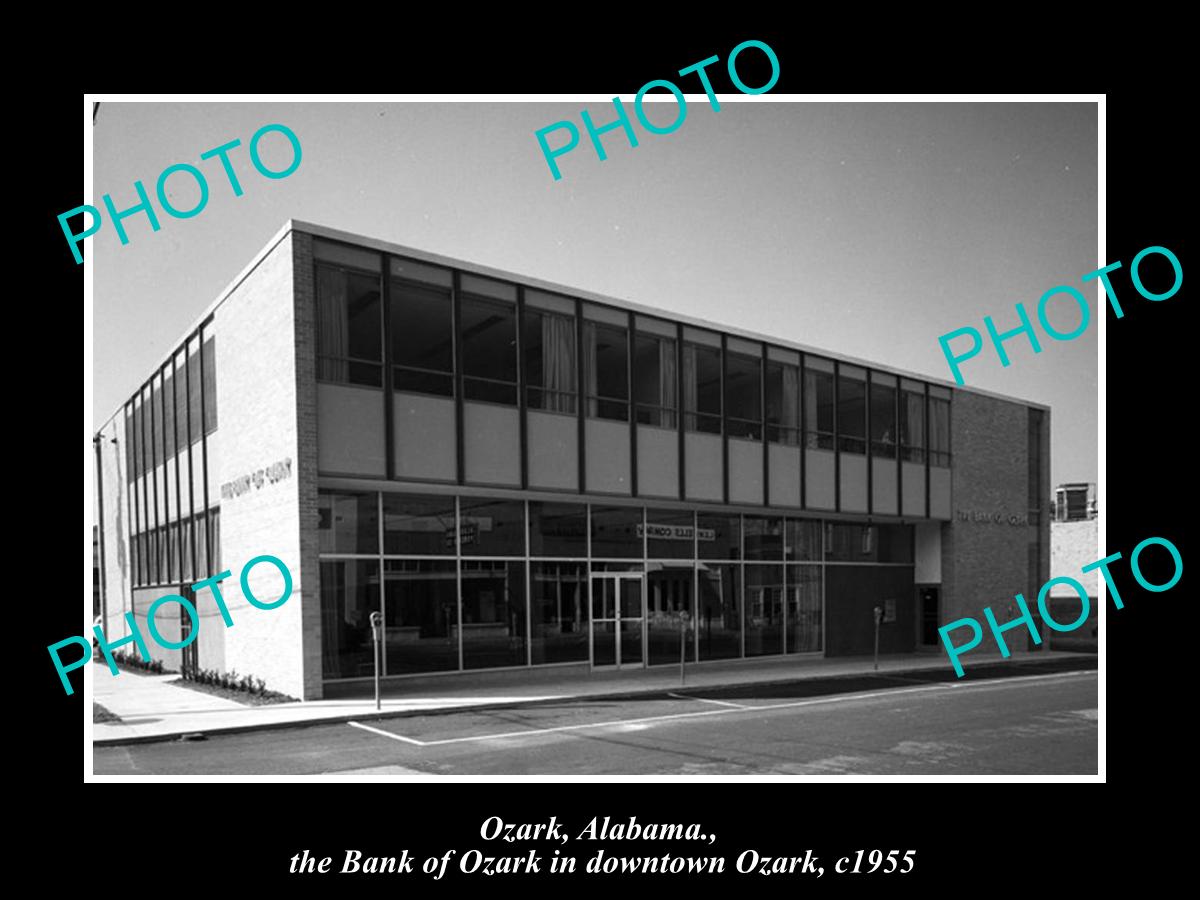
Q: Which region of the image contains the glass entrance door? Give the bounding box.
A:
[591,574,644,668]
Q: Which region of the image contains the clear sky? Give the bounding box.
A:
[92,100,1097,487]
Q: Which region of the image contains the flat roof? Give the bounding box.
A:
[100,218,1051,427]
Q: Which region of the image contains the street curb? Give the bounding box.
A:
[92,654,1097,748]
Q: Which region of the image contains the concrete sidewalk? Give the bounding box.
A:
[92,650,1096,746]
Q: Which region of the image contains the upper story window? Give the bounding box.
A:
[460,282,517,404]
[525,290,577,415]
[390,258,454,398]
[633,317,676,429]
[583,305,629,421]
[899,378,925,463]
[929,387,951,467]
[316,263,383,388]
[803,356,834,450]
[870,372,897,459]
[765,348,800,446]
[682,328,722,434]
[725,338,762,440]
[837,364,867,455]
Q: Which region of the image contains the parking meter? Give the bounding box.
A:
[370,611,382,710]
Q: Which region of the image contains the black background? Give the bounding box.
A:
[39,26,1184,892]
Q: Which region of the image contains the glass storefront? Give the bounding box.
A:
[319,490,915,679]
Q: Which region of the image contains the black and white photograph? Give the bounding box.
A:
[79,92,1117,782]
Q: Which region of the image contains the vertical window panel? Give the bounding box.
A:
[461,295,517,404]
[383,559,458,675]
[725,352,762,439]
[633,333,677,427]
[316,265,383,387]
[461,561,526,669]
[584,321,629,420]
[803,358,834,450]
[524,307,577,414]
[870,379,897,458]
[682,342,722,434]
[837,365,866,454]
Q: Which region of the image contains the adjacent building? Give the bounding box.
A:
[93,221,1052,700]
[1048,482,1099,651]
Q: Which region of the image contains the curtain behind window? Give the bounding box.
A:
[682,344,697,429]
[902,391,925,447]
[584,321,599,417]
[659,339,677,428]
[929,398,950,461]
[542,313,575,413]
[802,370,818,446]
[317,267,349,382]
[781,365,800,439]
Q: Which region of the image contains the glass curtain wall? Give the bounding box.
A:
[317,494,918,680]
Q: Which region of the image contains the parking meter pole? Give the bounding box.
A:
[679,611,691,688]
[873,606,881,672]
[370,611,382,711]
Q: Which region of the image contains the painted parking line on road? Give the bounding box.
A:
[348,720,427,746]
[668,691,751,709]
[347,670,1096,749]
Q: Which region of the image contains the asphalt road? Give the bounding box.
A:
[94,661,1098,775]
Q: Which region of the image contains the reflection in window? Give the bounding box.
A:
[591,506,642,558]
[318,491,379,555]
[531,562,589,664]
[529,502,587,557]
[461,560,526,669]
[320,559,380,679]
[524,308,577,414]
[697,513,740,560]
[744,564,783,656]
[644,508,696,561]
[929,396,951,466]
[634,333,677,428]
[316,265,382,387]
[461,295,517,404]
[838,367,866,454]
[803,361,834,450]
[725,352,762,439]
[824,523,913,562]
[899,385,926,463]
[584,321,629,420]
[766,360,801,445]
[382,493,455,556]
[383,559,458,674]
[698,563,740,660]
[682,342,722,434]
[743,516,783,560]
[459,498,525,556]
[786,565,822,653]
[870,379,897,458]
[647,564,695,664]
[391,277,453,396]
[786,519,821,560]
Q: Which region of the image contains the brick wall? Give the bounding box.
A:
[941,391,1049,649]
[291,231,324,700]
